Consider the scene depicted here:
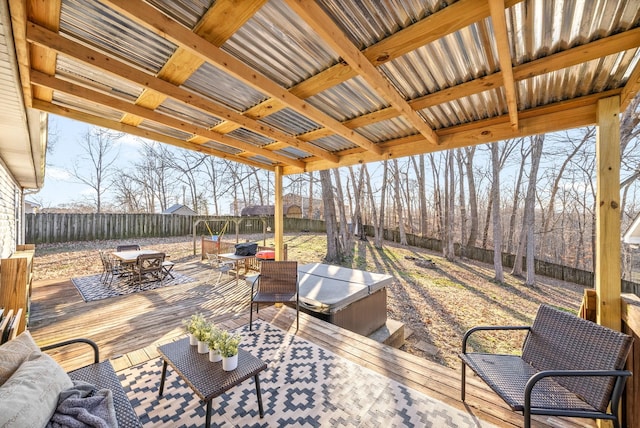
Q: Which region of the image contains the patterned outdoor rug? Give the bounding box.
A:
[71,272,196,302]
[118,321,494,427]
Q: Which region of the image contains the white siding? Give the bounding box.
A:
[0,157,20,258]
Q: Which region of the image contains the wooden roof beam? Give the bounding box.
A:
[102,0,378,157]
[120,0,266,124]
[286,0,438,146]
[285,89,618,174]
[31,71,306,169]
[26,22,323,164]
[489,0,519,131]
[32,99,275,171]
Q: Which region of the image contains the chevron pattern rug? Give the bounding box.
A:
[117,321,494,427]
[71,272,196,302]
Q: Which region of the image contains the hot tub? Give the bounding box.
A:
[297,263,393,336]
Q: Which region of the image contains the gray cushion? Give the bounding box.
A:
[0,330,40,386]
[0,351,74,428]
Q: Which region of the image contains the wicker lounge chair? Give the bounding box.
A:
[250,261,299,331]
[460,304,633,428]
[42,338,141,428]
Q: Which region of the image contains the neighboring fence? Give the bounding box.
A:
[370,226,640,295]
[25,213,325,244]
[26,213,639,294]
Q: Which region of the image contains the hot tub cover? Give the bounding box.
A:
[297,263,393,313]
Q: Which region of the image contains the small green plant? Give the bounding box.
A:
[206,325,224,351]
[194,321,212,342]
[183,313,206,335]
[218,331,241,358]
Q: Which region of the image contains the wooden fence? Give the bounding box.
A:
[25,213,325,244]
[26,213,639,294]
[373,226,640,295]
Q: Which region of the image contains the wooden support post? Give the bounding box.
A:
[595,95,621,331]
[274,166,284,260]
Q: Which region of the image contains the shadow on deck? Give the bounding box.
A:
[29,256,594,428]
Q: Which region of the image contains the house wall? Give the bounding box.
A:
[0,158,21,258]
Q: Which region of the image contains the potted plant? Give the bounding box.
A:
[194,321,211,354]
[183,313,206,346]
[219,331,241,371]
[207,326,224,362]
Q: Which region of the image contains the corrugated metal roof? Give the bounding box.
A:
[226,128,275,147]
[52,92,124,122]
[222,0,337,89]
[146,0,214,30]
[317,0,452,49]
[182,62,268,112]
[60,0,176,74]
[420,89,508,129]
[307,76,389,121]
[381,20,498,99]
[355,117,418,144]
[202,140,243,155]
[309,134,358,152]
[56,55,144,102]
[13,0,640,173]
[157,98,223,129]
[138,120,193,140]
[259,108,321,136]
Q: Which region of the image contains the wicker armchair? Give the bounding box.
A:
[250,261,299,331]
[460,304,633,428]
[116,244,141,251]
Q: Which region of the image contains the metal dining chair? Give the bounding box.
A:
[206,253,234,286]
[249,261,299,331]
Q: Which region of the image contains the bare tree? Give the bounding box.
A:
[443,151,455,260]
[512,135,544,285]
[410,155,428,236]
[392,159,408,245]
[333,169,351,250]
[71,127,122,213]
[491,142,504,282]
[463,147,479,247]
[320,169,343,262]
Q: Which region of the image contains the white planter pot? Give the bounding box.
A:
[209,348,222,362]
[197,340,208,354]
[189,334,198,346]
[222,354,238,371]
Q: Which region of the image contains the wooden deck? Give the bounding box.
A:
[29,256,595,428]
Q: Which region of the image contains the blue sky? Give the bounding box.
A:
[32,115,145,208]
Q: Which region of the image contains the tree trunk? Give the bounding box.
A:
[333,169,351,251]
[464,147,479,247]
[443,151,455,260]
[525,135,544,286]
[376,161,389,248]
[320,169,343,263]
[456,150,467,257]
[491,142,504,282]
[363,164,381,245]
[393,159,408,245]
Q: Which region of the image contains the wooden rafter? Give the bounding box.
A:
[32,99,275,171]
[286,0,438,145]
[26,23,321,165]
[488,0,519,131]
[102,0,381,157]
[284,89,621,174]
[30,71,306,169]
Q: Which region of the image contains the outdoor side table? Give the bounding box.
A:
[157,337,267,428]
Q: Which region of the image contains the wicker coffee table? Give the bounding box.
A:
[157,337,267,428]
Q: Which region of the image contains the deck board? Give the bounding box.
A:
[29,257,595,428]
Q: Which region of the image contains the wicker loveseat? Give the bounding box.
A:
[0,331,140,427]
[460,304,633,428]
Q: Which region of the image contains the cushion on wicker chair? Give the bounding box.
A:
[0,330,40,385]
[0,351,73,427]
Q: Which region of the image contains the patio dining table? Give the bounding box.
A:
[111,249,160,264]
